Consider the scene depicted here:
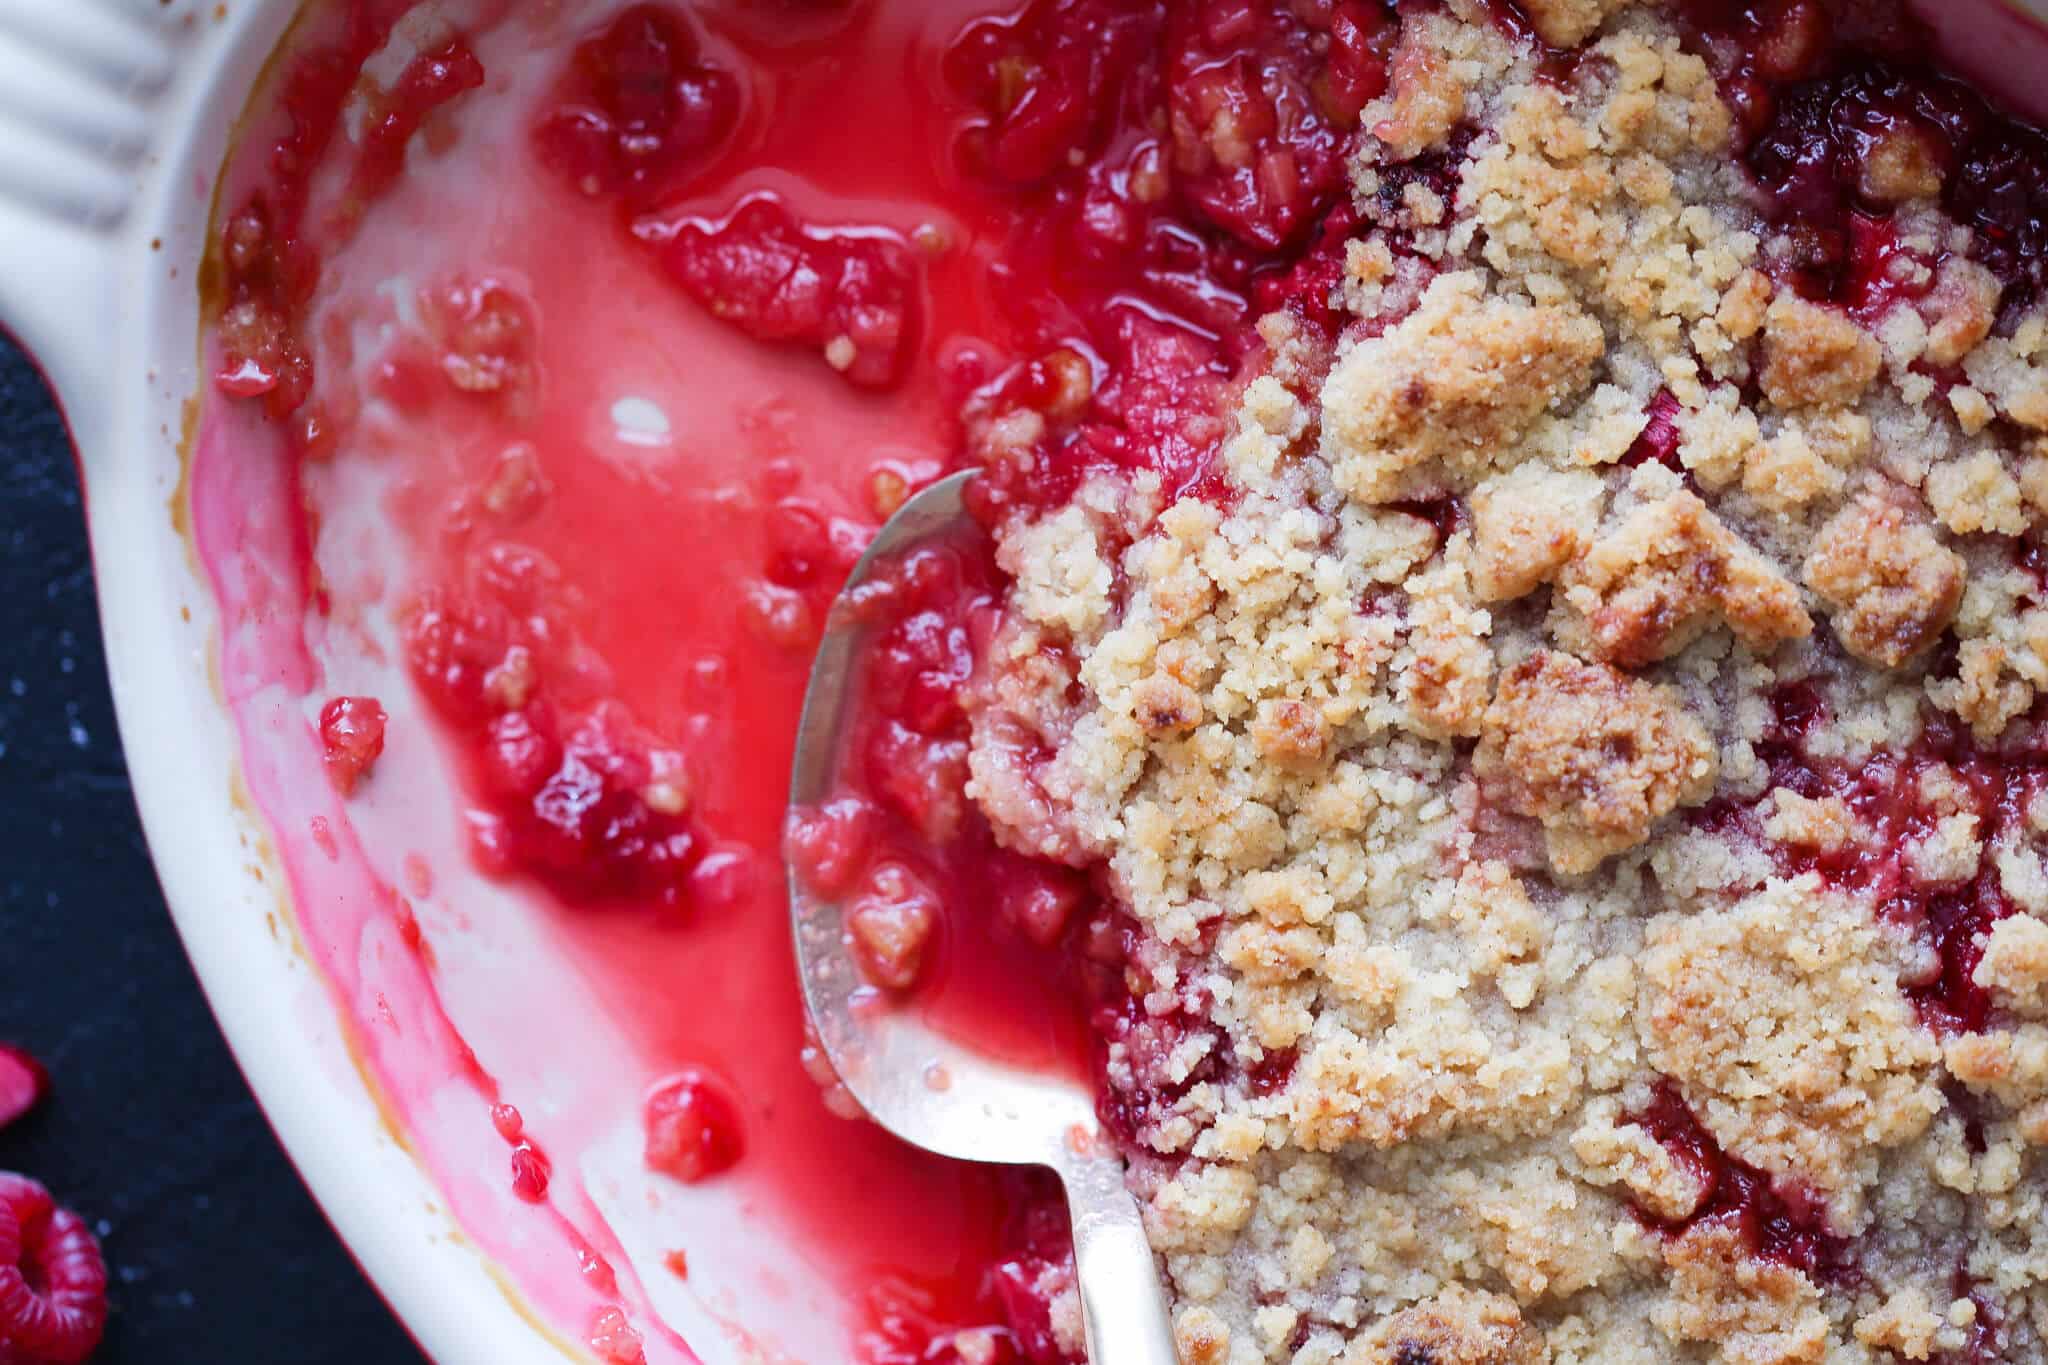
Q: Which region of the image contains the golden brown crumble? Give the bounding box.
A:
[1759,292,1884,411]
[1802,481,1966,668]
[1350,1285,1547,1364]
[1475,648,1716,874]
[1467,465,1604,604]
[1656,1226,1829,1365]
[1558,480,1811,667]
[1320,272,1606,504]
[1374,15,1470,160]
[960,0,2048,1360]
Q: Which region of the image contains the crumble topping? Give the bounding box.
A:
[1475,649,1716,874]
[1556,474,1811,667]
[955,1,2048,1359]
[1803,481,1966,668]
[1320,272,1607,503]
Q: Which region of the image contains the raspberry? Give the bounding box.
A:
[0,1051,47,1132]
[0,1175,107,1365]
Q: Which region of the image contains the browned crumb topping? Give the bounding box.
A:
[1758,292,1884,410]
[1476,649,1716,874]
[1803,481,1966,668]
[1350,1285,1548,1364]
[1321,273,1606,504]
[1516,0,1630,49]
[961,1,2048,1360]
[1559,482,1811,666]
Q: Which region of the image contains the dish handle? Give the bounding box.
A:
[0,212,119,460]
[0,0,186,466]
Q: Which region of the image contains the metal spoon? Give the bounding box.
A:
[787,469,1181,1365]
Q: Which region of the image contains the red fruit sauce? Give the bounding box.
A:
[1684,0,2048,307]
[1729,687,2048,1037]
[194,0,1386,1355]
[189,0,2048,1359]
[1625,1080,1853,1283]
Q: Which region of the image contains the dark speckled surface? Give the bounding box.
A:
[0,333,426,1362]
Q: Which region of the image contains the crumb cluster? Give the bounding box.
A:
[962,2,2048,1360]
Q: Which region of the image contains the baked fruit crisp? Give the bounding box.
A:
[935,2,2048,1361]
[201,0,2048,1359]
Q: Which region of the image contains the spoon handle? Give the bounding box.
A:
[1060,1146,1182,1364]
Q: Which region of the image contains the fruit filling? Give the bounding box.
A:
[200,0,2048,1361]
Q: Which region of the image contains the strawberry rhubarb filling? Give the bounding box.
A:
[198,0,2048,1361]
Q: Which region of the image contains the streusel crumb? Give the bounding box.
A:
[1803,481,1965,668]
[959,0,2048,1359]
[1476,649,1716,874]
[1320,272,1606,505]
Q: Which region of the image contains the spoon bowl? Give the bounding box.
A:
[787,469,1181,1364]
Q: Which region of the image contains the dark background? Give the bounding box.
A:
[0,334,425,1361]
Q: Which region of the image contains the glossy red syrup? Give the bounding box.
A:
[1626,1080,1854,1283]
[1736,689,2048,1036]
[1685,0,2048,307]
[792,539,1102,1081]
[196,0,1390,1356]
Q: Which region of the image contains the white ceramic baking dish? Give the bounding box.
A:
[0,3,631,1361]
[0,1,2044,1362]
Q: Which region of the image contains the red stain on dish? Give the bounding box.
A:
[344,36,487,214]
[0,1173,108,1365]
[317,696,388,796]
[208,0,479,430]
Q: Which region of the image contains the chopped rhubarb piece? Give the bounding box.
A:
[533,4,740,204]
[634,197,922,389]
[1627,1080,1853,1282]
[643,1071,746,1183]
[318,696,389,796]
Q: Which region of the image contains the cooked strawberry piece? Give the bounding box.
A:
[318,696,389,796]
[643,1072,746,1183]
